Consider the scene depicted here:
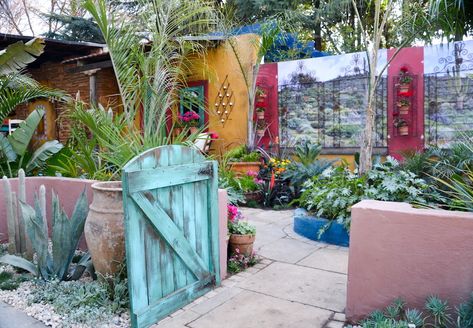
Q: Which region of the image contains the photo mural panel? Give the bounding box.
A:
[424,40,473,148]
[278,51,387,148]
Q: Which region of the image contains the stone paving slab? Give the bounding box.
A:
[298,247,349,274]
[239,262,347,312]
[0,302,48,328]
[257,237,322,263]
[188,290,333,328]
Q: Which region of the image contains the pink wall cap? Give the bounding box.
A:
[352,200,473,220]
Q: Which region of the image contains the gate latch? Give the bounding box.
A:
[198,164,213,176]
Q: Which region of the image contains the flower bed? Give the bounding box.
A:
[293,208,349,247]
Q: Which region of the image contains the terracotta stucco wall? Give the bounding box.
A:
[347,200,473,322]
[186,34,259,154]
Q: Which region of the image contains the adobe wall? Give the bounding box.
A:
[347,200,473,322]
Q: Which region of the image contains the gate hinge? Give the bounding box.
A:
[198,164,213,176]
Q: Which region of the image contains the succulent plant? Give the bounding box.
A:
[0,189,91,281]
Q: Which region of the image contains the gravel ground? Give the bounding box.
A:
[0,278,130,328]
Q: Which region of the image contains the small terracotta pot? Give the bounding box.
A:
[244,191,263,203]
[229,234,256,256]
[399,84,410,93]
[399,106,409,115]
[256,111,265,120]
[230,162,261,175]
[399,125,409,136]
[256,129,265,137]
[189,126,199,134]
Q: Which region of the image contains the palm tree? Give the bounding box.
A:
[72,0,220,178]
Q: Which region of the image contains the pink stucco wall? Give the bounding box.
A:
[0,177,96,248]
[218,189,228,280]
[347,200,473,322]
[0,177,229,279]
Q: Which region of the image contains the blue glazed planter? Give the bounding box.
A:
[293,208,350,247]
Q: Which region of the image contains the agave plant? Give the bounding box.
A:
[0,190,91,281]
[0,109,63,177]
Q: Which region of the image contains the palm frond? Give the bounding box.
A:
[0,38,45,75]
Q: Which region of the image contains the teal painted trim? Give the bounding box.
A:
[179,86,205,128]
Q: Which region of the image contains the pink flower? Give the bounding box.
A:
[228,204,239,222]
[254,178,264,185]
[246,170,258,177]
[209,132,219,139]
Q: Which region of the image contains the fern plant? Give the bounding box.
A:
[0,190,91,281]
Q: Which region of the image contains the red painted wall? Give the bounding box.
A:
[256,63,279,149]
[387,47,425,159]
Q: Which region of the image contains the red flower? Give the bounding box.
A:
[209,132,219,139]
[400,65,409,73]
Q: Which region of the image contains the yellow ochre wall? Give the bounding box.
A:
[185,34,259,155]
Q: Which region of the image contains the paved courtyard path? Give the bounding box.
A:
[153,208,348,328]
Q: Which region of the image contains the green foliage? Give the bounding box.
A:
[228,220,256,236]
[0,38,45,75]
[28,278,128,327]
[43,14,105,43]
[227,252,259,274]
[297,157,443,231]
[0,270,28,290]
[350,293,473,328]
[0,191,90,281]
[283,143,333,194]
[226,145,261,162]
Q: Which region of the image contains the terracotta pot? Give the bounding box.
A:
[399,126,409,136]
[189,126,198,134]
[244,191,263,203]
[229,234,256,256]
[85,181,125,276]
[399,106,409,115]
[256,129,265,137]
[230,162,261,175]
[399,84,410,93]
[256,111,265,119]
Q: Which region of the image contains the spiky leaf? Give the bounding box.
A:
[0,254,37,275]
[25,140,64,173]
[8,109,45,157]
[0,38,45,75]
[51,190,88,280]
[20,200,51,279]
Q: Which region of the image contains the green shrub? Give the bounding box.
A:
[225,145,261,162]
[348,294,473,328]
[297,157,443,231]
[228,220,256,235]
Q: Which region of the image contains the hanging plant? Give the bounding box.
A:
[394,117,409,136]
[256,107,265,119]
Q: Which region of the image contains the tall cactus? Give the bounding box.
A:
[2,170,45,257]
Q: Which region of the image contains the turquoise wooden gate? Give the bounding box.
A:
[122,145,220,328]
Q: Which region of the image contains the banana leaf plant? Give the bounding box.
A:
[0,190,92,281]
[0,109,64,177]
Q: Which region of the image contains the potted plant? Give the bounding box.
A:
[226,145,262,175]
[178,110,200,134]
[398,66,413,92]
[394,117,409,136]
[397,98,410,115]
[255,87,267,103]
[256,107,265,119]
[256,120,266,137]
[228,219,256,256]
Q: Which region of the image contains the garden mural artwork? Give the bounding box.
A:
[272,40,473,153]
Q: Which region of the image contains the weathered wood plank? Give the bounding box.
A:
[125,162,212,193]
[122,162,149,325]
[135,276,214,328]
[131,192,208,280]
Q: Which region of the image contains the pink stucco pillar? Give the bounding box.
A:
[218,189,228,280]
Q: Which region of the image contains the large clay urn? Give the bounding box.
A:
[85,181,125,276]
